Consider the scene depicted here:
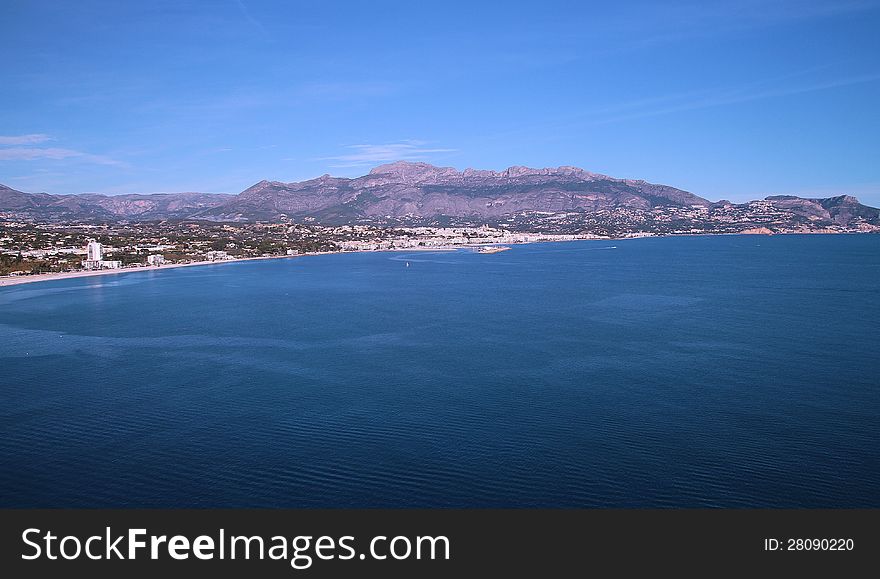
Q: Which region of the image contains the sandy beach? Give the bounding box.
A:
[0,246,468,288]
[3,234,787,289]
[0,254,307,288]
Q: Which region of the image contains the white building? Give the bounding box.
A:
[146,254,166,266]
[86,239,102,262]
[82,239,122,270]
[206,250,232,261]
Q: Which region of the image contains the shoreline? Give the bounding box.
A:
[0,254,298,288]
[0,245,470,289]
[0,231,868,289]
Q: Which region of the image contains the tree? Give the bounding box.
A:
[257,239,276,254]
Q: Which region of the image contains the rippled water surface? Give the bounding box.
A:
[1,235,878,507]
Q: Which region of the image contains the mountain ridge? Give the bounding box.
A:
[2,162,878,231]
[190,161,713,223]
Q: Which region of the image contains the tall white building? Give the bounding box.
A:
[82,239,121,270]
[86,239,103,262]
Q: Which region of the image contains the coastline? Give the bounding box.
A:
[0,231,864,289]
[0,254,305,288]
[0,246,465,289]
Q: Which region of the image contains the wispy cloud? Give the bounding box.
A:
[590,71,880,126]
[0,134,53,145]
[295,81,399,100]
[480,68,880,142]
[132,80,401,119]
[317,140,457,168]
[596,0,880,51]
[0,136,126,167]
[232,0,269,39]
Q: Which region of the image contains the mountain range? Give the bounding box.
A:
[1,161,878,229]
[0,184,228,221]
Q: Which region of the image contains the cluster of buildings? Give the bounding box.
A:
[81,240,121,270]
[336,226,594,251]
[205,250,234,261]
[81,239,165,270]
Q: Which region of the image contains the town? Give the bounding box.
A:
[0,220,593,278]
[1,198,877,278]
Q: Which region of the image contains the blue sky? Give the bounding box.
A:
[1,0,879,204]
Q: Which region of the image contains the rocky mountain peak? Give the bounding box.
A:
[503,165,538,178]
[367,161,458,183]
[369,160,436,175]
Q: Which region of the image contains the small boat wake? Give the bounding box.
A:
[538,245,618,253]
[388,253,462,264]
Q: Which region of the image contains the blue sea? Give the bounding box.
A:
[1,234,878,507]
